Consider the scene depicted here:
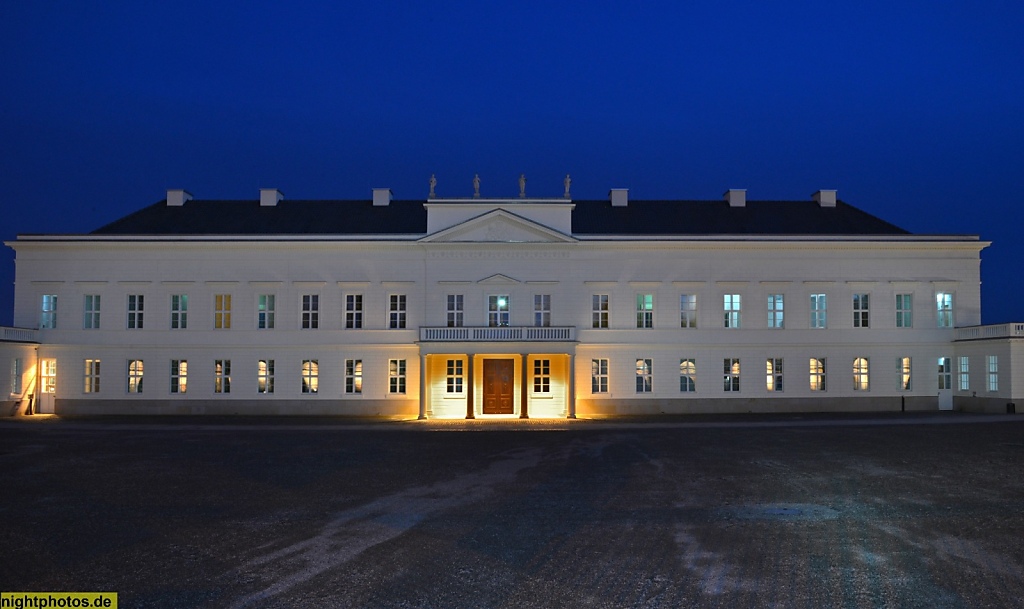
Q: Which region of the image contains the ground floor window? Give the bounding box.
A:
[853,357,869,391]
[170,360,187,394]
[680,359,696,392]
[987,356,998,392]
[938,357,952,390]
[635,358,652,393]
[446,359,463,393]
[810,358,826,391]
[11,358,22,395]
[592,359,608,393]
[346,359,363,394]
[723,358,740,392]
[41,360,56,394]
[302,360,319,394]
[958,356,970,391]
[389,359,406,394]
[214,359,231,394]
[128,359,144,393]
[533,359,551,393]
[84,359,100,394]
[898,357,912,391]
[258,359,275,394]
[766,358,783,392]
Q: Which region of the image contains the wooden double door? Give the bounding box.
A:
[482,359,515,414]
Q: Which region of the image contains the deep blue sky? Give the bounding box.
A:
[2,1,1022,325]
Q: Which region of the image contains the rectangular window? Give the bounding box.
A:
[127,359,144,393]
[680,358,696,392]
[810,358,826,391]
[938,357,952,390]
[389,359,406,394]
[127,294,144,329]
[84,359,101,394]
[214,294,232,329]
[11,358,23,395]
[345,359,363,394]
[635,358,652,393]
[636,294,654,328]
[445,359,462,394]
[446,295,464,327]
[680,294,697,328]
[170,360,187,394]
[533,359,551,393]
[853,357,869,391]
[853,294,869,328]
[40,294,57,329]
[723,358,740,392]
[83,295,100,329]
[810,294,827,328]
[214,359,231,394]
[898,357,912,391]
[302,360,319,394]
[389,295,406,329]
[767,294,784,329]
[958,356,970,391]
[258,294,275,329]
[488,295,510,327]
[41,360,56,394]
[936,293,954,328]
[345,294,363,329]
[988,356,999,392]
[591,358,609,393]
[592,295,609,329]
[301,294,319,329]
[723,295,741,328]
[258,359,275,394]
[534,295,551,327]
[766,358,783,392]
[896,294,913,328]
[171,294,188,330]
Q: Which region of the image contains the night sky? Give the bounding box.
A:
[2,1,1022,325]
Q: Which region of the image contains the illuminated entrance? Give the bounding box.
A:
[482,359,514,414]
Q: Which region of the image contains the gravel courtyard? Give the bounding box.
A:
[1,414,1022,608]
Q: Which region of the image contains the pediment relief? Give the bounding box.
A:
[477,273,521,285]
[420,209,576,243]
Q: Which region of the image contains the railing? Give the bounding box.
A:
[954,323,1024,341]
[0,327,38,343]
[420,326,576,342]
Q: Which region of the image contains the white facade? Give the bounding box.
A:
[4,187,1020,417]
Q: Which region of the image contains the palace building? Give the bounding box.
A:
[2,181,1022,417]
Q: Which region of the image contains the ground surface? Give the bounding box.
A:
[1,414,1023,608]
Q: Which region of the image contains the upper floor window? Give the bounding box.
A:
[127,295,144,329]
[447,295,464,328]
[258,294,275,329]
[680,294,697,328]
[83,295,100,330]
[301,295,319,329]
[534,295,551,327]
[766,358,783,391]
[346,294,363,329]
[389,295,407,329]
[723,295,741,328]
[936,293,954,328]
[636,294,654,328]
[810,294,827,329]
[895,294,913,328]
[853,294,869,328]
[767,294,784,329]
[592,295,609,328]
[40,294,57,329]
[214,294,231,329]
[171,294,188,330]
[488,295,510,327]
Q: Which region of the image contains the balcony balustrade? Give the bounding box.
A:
[420,326,575,342]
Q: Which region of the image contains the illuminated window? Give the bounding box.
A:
[592,295,609,328]
[898,357,912,391]
[214,359,231,394]
[301,295,319,329]
[635,358,652,393]
[936,293,954,328]
[958,356,970,391]
[84,359,101,394]
[127,359,144,394]
[445,359,462,394]
[766,358,783,392]
[170,360,187,394]
[937,357,952,390]
[723,295,741,328]
[853,294,869,328]
[302,360,319,394]
[680,359,696,392]
[127,294,144,329]
[853,357,869,391]
[723,358,740,392]
[258,359,275,394]
[40,294,57,329]
[345,294,363,329]
[534,295,551,328]
[680,294,697,328]
[346,359,363,394]
[988,356,999,392]
[636,294,654,328]
[591,359,609,393]
[171,294,188,329]
[533,359,551,393]
[809,358,826,391]
[895,294,912,328]
[257,294,275,329]
[810,294,827,328]
[767,295,784,329]
[446,295,464,327]
[488,295,510,327]
[389,295,407,329]
[214,294,232,329]
[83,295,100,329]
[41,360,56,394]
[389,359,406,394]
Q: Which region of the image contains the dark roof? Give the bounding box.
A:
[90,198,909,237]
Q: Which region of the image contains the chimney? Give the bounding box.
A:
[610,188,629,207]
[724,189,746,207]
[260,188,284,207]
[372,188,393,206]
[812,189,837,207]
[166,189,192,207]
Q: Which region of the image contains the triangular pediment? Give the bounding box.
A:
[477,273,521,285]
[419,209,576,243]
